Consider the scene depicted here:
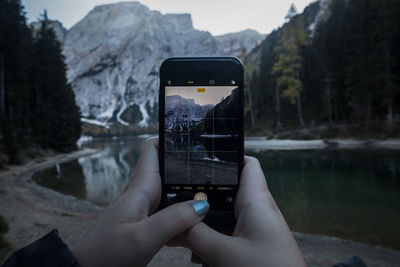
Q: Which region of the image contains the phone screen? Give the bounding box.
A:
[160,57,243,215]
[164,85,239,187]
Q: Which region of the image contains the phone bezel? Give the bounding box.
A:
[158,57,244,214]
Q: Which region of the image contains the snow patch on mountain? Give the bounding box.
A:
[51,1,264,128]
[309,0,332,36]
[165,95,214,130]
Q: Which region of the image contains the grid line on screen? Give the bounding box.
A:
[187,103,190,184]
[212,89,215,185]
[164,86,239,185]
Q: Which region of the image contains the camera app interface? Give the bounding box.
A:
[164,86,239,186]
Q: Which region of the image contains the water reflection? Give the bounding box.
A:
[32,138,400,250]
[33,160,86,199]
[33,137,146,206]
[247,149,400,250]
[79,148,128,205]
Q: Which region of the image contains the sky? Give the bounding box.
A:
[21,0,315,36]
[166,86,236,106]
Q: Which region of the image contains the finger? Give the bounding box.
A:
[235,156,271,218]
[184,222,233,265]
[129,137,160,186]
[136,200,209,248]
[240,156,269,189]
[127,137,161,213]
[166,234,185,247]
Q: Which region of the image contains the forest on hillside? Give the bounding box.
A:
[1,0,400,166]
[0,0,81,165]
[245,0,400,138]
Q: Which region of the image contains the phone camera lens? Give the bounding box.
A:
[209,80,215,85]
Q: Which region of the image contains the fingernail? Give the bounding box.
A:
[192,200,209,217]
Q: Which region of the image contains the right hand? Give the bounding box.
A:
[183,156,306,267]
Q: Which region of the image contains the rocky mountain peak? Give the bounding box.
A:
[164,13,193,32]
[215,29,265,56]
[50,1,264,128]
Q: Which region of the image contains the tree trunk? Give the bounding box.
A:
[383,30,393,124]
[382,0,393,125]
[0,55,5,116]
[365,92,371,130]
[297,92,305,128]
[387,102,393,124]
[275,84,281,131]
[247,86,255,127]
[325,75,333,126]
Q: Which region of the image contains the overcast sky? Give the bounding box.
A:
[166,86,236,106]
[22,0,315,35]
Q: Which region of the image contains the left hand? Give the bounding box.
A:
[70,137,209,267]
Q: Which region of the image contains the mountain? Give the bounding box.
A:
[215,29,265,56]
[56,1,263,129]
[243,1,321,78]
[203,88,239,134]
[165,95,213,131]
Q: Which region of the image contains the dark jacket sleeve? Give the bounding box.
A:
[1,229,80,267]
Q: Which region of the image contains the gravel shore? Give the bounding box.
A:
[0,149,399,266]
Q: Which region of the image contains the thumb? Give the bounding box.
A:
[184,222,233,265]
[138,200,210,246]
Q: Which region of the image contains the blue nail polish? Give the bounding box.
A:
[192,200,210,217]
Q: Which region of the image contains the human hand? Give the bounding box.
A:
[70,138,209,267]
[184,156,306,267]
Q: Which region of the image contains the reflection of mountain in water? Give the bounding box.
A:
[78,145,132,205]
[165,95,213,132]
[32,137,146,206]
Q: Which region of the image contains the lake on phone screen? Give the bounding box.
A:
[32,136,400,250]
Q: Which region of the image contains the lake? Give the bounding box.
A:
[32,137,400,250]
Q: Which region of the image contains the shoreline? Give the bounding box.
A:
[0,146,399,266]
[79,134,400,150]
[0,148,99,178]
[245,138,400,150]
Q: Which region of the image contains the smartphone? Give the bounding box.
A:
[158,57,244,232]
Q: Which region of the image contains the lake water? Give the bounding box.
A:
[32,137,400,250]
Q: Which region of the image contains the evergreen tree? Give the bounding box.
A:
[372,0,399,124]
[0,0,33,162]
[285,4,298,21]
[247,0,400,134]
[1,2,82,162]
[312,0,349,124]
[251,30,280,129]
[31,11,81,152]
[272,15,307,128]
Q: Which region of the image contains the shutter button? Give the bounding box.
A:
[194,192,207,201]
